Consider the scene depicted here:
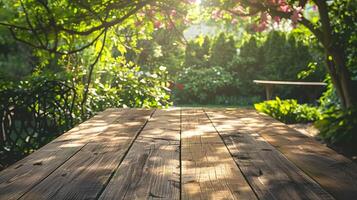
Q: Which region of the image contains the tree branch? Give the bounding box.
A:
[59,0,150,36]
[80,29,108,116]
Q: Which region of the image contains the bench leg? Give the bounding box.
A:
[265,85,273,100]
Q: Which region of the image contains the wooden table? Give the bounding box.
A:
[1,108,356,200]
[253,80,327,100]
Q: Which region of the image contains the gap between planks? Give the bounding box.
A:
[18,109,155,200]
[98,108,181,200]
[204,108,334,200]
[205,108,357,200]
[181,109,257,200]
[0,108,127,200]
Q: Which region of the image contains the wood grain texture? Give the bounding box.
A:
[3,108,355,200]
[0,108,125,200]
[205,109,335,200]
[137,109,181,142]
[181,109,257,200]
[181,109,222,144]
[19,109,153,200]
[206,108,357,200]
[99,109,180,200]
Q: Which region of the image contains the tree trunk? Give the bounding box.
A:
[326,49,356,109]
[311,0,356,109]
[325,54,345,107]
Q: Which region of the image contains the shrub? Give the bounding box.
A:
[174,66,236,104]
[254,97,322,124]
[315,108,357,144]
[86,65,171,113]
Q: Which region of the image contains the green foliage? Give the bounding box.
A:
[0,0,192,56]
[260,32,315,81]
[233,31,325,100]
[329,0,357,77]
[136,29,185,77]
[183,36,210,68]
[85,65,171,113]
[228,36,263,96]
[254,97,322,124]
[175,66,235,103]
[0,28,35,81]
[175,31,325,105]
[316,77,357,145]
[210,33,236,68]
[311,0,357,144]
[318,76,341,112]
[315,108,357,144]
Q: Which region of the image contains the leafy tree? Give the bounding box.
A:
[183,36,211,68]
[134,29,185,77]
[0,0,194,111]
[199,36,211,61]
[260,31,317,82]
[230,36,263,96]
[210,33,236,68]
[229,31,324,101]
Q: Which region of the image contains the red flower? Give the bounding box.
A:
[176,83,185,90]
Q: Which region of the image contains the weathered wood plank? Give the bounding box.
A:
[181,109,257,200]
[18,109,153,200]
[0,108,125,200]
[181,109,222,144]
[99,109,180,200]
[207,108,357,200]
[137,108,181,142]
[205,109,335,200]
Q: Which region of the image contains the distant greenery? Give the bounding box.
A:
[174,66,235,104]
[174,31,325,105]
[254,97,322,124]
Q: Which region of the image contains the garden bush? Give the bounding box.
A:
[174,66,236,104]
[315,108,357,144]
[254,97,322,124]
[86,65,171,113]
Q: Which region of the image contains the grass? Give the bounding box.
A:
[172,104,254,109]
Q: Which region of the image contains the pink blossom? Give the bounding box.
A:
[252,21,268,32]
[273,16,281,24]
[278,4,291,13]
[291,6,303,24]
[170,10,177,17]
[154,21,162,29]
[232,5,245,13]
[231,18,238,25]
[212,10,223,20]
[166,21,174,30]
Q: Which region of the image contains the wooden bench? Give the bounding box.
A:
[253,80,327,100]
[0,108,356,199]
